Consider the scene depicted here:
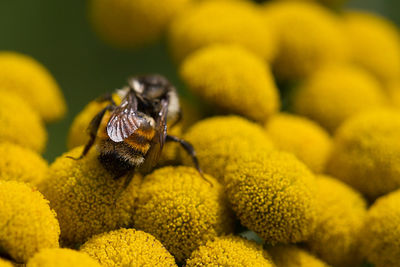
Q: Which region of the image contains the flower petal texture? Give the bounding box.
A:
[26,248,101,267]
[268,245,329,267]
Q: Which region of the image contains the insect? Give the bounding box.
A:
[72,74,203,186]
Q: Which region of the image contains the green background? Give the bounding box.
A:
[0,0,398,162]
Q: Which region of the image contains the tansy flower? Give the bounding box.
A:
[88,0,190,48]
[0,52,66,122]
[388,81,400,108]
[0,259,12,267]
[326,108,400,199]
[225,151,316,244]
[133,166,234,262]
[39,146,141,246]
[265,113,332,173]
[80,228,177,267]
[181,116,274,182]
[186,235,275,267]
[306,175,367,267]
[268,245,329,267]
[26,248,101,267]
[0,181,60,263]
[180,44,280,123]
[292,64,387,133]
[0,91,46,153]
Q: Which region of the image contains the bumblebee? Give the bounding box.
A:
[73,74,202,184]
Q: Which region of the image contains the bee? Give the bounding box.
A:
[72,74,203,186]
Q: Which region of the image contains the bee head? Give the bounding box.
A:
[129,74,171,102]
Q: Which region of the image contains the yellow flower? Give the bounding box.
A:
[180,44,279,123]
[275,0,348,8]
[89,0,190,48]
[344,11,400,87]
[186,235,275,266]
[265,113,332,173]
[80,228,177,266]
[268,245,329,267]
[0,52,66,122]
[0,142,48,185]
[0,181,60,263]
[306,175,367,267]
[388,81,400,108]
[359,189,400,267]
[326,108,400,199]
[0,258,12,267]
[0,91,46,153]
[262,1,348,80]
[225,151,316,244]
[292,64,387,133]
[168,0,276,63]
[39,146,141,246]
[133,166,234,262]
[26,248,101,267]
[181,116,274,182]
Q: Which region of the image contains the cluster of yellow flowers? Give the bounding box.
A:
[1,0,400,266]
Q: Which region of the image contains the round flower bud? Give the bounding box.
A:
[360,189,400,267]
[292,64,387,133]
[0,181,60,263]
[0,52,66,122]
[225,151,316,244]
[26,248,101,267]
[268,245,328,267]
[265,113,332,173]
[0,142,48,185]
[0,91,46,153]
[181,116,274,182]
[326,109,400,199]
[80,228,177,266]
[262,1,348,81]
[0,259,12,267]
[39,146,141,246]
[344,11,400,87]
[306,175,367,267]
[168,0,276,63]
[186,235,275,266]
[89,0,190,48]
[133,166,234,262]
[180,44,279,123]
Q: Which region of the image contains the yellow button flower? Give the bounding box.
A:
[26,248,101,267]
[181,116,274,182]
[0,259,12,267]
[180,44,279,123]
[80,228,177,266]
[268,245,329,267]
[0,181,60,263]
[292,64,387,133]
[39,146,141,246]
[388,81,400,108]
[186,235,275,266]
[265,113,332,173]
[133,166,234,262]
[225,151,316,244]
[0,52,66,122]
[326,108,400,199]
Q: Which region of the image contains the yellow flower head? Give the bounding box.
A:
[360,189,400,267]
[0,91,47,153]
[181,116,274,182]
[306,175,367,267]
[0,52,66,122]
[275,0,348,8]
[0,259,12,267]
[0,142,48,185]
[292,64,387,133]
[344,11,400,87]
[186,235,275,266]
[268,245,329,267]
[168,0,276,63]
[388,81,400,108]
[133,166,234,262]
[39,146,141,246]
[326,108,400,199]
[89,0,190,48]
[225,151,317,244]
[262,1,348,80]
[180,44,280,123]
[80,228,177,266]
[0,181,60,263]
[265,113,332,173]
[26,248,101,267]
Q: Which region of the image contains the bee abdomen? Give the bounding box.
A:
[124,129,155,154]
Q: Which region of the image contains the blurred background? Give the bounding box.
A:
[0,0,398,161]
